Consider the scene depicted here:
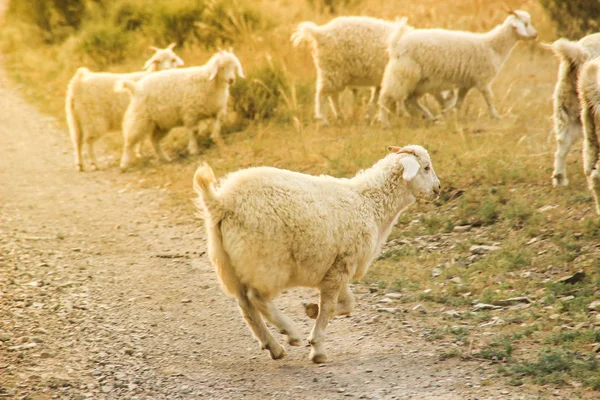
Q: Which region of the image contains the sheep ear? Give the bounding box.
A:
[400,156,421,182]
[167,42,176,50]
[236,63,245,78]
[209,62,219,80]
[149,45,160,52]
[143,57,157,71]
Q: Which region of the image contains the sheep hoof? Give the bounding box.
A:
[288,337,302,347]
[552,174,568,187]
[303,303,319,319]
[89,164,98,171]
[263,342,286,360]
[309,349,328,364]
[76,164,83,172]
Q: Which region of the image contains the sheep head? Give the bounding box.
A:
[506,10,537,40]
[388,145,441,199]
[143,43,184,72]
[208,49,245,84]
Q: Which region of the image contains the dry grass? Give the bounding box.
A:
[2,0,600,394]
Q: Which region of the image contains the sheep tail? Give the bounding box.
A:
[193,163,242,297]
[550,39,590,67]
[291,21,319,47]
[387,17,410,53]
[65,68,90,165]
[114,79,137,96]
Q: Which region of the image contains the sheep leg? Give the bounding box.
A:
[304,283,355,319]
[150,129,171,163]
[121,119,152,171]
[187,122,201,156]
[237,290,286,360]
[73,133,84,172]
[328,92,344,121]
[85,138,98,171]
[135,141,143,158]
[247,289,302,346]
[210,114,226,149]
[553,124,580,187]
[308,272,345,363]
[407,95,436,121]
[376,92,398,128]
[590,168,600,215]
[366,87,380,121]
[479,86,501,119]
[452,87,470,111]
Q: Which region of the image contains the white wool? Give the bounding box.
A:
[193,145,440,363]
[291,16,452,124]
[65,44,184,171]
[577,57,600,215]
[548,33,600,187]
[116,50,244,170]
[378,10,538,127]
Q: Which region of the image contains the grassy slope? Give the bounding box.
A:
[2,0,600,394]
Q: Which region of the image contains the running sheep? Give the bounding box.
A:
[291,16,454,125]
[378,10,538,127]
[116,49,244,171]
[193,145,441,363]
[548,34,600,187]
[578,57,600,215]
[66,43,184,171]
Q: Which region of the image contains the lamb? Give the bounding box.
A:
[377,10,538,127]
[66,43,184,171]
[548,34,600,187]
[577,57,600,215]
[193,145,441,363]
[291,16,454,125]
[116,49,244,171]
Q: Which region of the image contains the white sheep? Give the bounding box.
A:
[578,57,600,215]
[548,34,600,187]
[116,49,244,171]
[193,145,441,363]
[291,16,455,125]
[66,43,184,171]
[378,10,538,127]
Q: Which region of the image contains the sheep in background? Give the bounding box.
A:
[291,16,454,125]
[548,34,600,187]
[378,10,538,127]
[578,57,600,215]
[193,145,441,363]
[66,43,184,171]
[116,49,244,171]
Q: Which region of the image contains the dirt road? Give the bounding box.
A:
[0,52,551,399]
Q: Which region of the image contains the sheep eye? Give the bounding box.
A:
[424,165,431,172]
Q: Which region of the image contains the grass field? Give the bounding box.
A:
[2,0,600,394]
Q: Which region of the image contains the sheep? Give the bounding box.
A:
[377,10,538,127]
[578,57,600,215]
[116,49,244,171]
[192,145,441,363]
[66,43,184,171]
[291,16,454,125]
[548,34,600,187]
